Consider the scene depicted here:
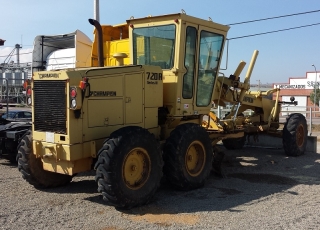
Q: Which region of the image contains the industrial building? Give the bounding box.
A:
[0,64,30,104]
[0,44,30,104]
[273,71,318,116]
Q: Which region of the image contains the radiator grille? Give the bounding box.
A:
[33,80,67,134]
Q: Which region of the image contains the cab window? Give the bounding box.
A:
[133,24,176,69]
[196,30,224,106]
[182,26,197,99]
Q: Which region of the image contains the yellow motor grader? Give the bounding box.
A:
[17,12,307,209]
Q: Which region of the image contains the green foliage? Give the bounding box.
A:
[310,87,320,106]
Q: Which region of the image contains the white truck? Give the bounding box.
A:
[31,30,92,73]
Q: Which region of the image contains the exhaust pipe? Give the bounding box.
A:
[88,18,104,67]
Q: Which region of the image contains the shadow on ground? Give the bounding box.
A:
[0,159,17,168]
[123,146,320,215]
[25,145,320,214]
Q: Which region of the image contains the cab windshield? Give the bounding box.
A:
[132,24,176,69]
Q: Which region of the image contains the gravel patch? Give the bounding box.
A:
[1,145,320,229]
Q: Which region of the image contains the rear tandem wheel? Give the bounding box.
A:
[94,127,163,209]
[163,123,213,190]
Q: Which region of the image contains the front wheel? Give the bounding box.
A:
[17,131,73,188]
[94,127,163,209]
[163,123,213,190]
[283,113,307,156]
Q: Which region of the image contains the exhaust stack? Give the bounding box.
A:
[89,18,104,67]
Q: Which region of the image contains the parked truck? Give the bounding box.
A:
[17,12,307,209]
[0,116,31,163]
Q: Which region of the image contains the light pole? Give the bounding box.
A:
[312,64,317,117]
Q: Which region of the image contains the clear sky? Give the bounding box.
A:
[1,0,320,84]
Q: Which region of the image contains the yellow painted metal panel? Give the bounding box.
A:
[91,24,129,67]
[42,157,92,175]
[144,66,163,108]
[84,74,124,96]
[108,39,130,65]
[125,73,143,124]
[32,139,94,161]
[88,99,124,127]
[144,107,158,129]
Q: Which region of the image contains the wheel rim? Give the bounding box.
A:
[296,124,305,147]
[122,148,151,190]
[185,141,206,177]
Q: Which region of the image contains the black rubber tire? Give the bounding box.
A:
[163,123,213,190]
[17,131,73,188]
[94,127,163,209]
[222,136,246,150]
[283,113,308,156]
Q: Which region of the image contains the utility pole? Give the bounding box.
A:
[256,79,261,91]
[312,64,317,117]
[94,0,100,22]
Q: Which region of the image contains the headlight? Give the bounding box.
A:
[71,99,77,108]
[69,86,82,110]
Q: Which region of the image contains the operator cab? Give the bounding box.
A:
[127,13,230,116]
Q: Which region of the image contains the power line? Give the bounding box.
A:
[0,45,33,48]
[0,52,32,58]
[228,22,320,40]
[228,9,320,26]
[1,10,320,54]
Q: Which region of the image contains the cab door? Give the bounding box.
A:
[179,23,198,116]
[192,25,225,114]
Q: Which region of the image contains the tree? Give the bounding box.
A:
[310,87,320,106]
